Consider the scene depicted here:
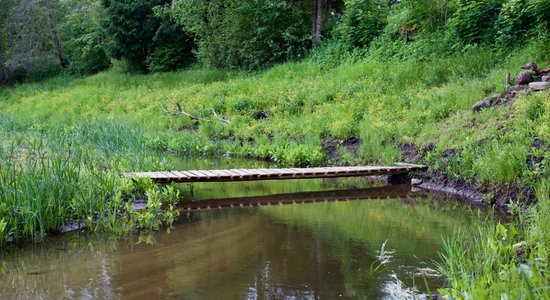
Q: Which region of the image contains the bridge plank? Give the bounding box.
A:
[172,171,189,179]
[124,164,426,183]
[188,170,208,178]
[231,169,248,177]
[216,170,236,177]
[239,169,258,176]
[202,170,221,177]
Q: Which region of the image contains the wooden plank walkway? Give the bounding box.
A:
[124,163,427,183]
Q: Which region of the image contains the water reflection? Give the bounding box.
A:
[0,183,479,299]
[181,184,422,210]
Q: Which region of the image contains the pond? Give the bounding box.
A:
[0,157,484,299]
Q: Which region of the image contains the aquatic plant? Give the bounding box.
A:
[436,187,550,299]
[371,239,394,273]
[0,116,181,244]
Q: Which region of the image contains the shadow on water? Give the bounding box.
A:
[0,157,490,299]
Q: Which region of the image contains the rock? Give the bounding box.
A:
[513,241,527,252]
[489,93,501,100]
[529,81,550,91]
[506,85,524,98]
[411,178,422,186]
[471,99,491,111]
[542,75,550,82]
[521,62,537,71]
[516,71,532,85]
[61,221,87,233]
[133,199,148,211]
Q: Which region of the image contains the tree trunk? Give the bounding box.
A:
[0,41,7,85]
[46,12,68,69]
[443,0,449,24]
[0,64,8,86]
[312,0,322,45]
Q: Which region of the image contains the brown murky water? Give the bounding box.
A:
[0,158,483,299]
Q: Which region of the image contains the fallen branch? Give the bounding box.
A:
[161,103,203,121]
[211,108,230,124]
[161,102,230,125]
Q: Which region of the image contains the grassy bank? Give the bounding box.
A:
[2,42,548,189]
[0,116,181,245]
[0,40,549,297]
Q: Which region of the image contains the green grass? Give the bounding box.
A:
[0,115,178,244]
[1,41,547,183]
[0,36,548,298]
[436,178,550,299]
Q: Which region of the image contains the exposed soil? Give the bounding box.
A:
[322,137,361,164]
[321,138,537,211]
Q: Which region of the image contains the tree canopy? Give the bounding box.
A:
[0,0,548,84]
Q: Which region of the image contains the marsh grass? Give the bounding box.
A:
[436,179,550,299]
[0,115,179,245]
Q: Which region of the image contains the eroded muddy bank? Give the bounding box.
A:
[321,138,538,211]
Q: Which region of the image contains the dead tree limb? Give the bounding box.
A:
[161,103,205,122]
[211,108,230,124]
[161,103,230,125]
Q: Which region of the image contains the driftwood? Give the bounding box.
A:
[161,102,230,125]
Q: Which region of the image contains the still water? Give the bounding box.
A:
[0,158,483,299]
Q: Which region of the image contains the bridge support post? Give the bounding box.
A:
[387,173,411,184]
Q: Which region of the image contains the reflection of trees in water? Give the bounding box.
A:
[261,196,478,297]
[0,189,478,299]
[0,234,120,299]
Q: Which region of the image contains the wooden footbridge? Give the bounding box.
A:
[124,163,427,183]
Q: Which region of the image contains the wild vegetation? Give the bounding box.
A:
[1,0,549,298]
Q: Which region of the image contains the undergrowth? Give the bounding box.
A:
[1,40,547,186]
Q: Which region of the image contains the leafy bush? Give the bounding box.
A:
[334,0,387,49]
[447,0,503,45]
[102,0,193,72]
[495,0,550,46]
[146,22,195,72]
[62,0,111,76]
[170,0,310,70]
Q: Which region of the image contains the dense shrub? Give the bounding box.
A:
[334,0,387,48]
[170,0,311,70]
[102,0,194,72]
[146,21,195,72]
[495,0,550,46]
[62,0,111,76]
[447,0,503,45]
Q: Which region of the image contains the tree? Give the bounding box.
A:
[3,0,64,81]
[45,11,68,69]
[170,0,312,70]
[334,0,387,48]
[102,0,193,72]
[311,0,346,45]
[312,0,323,45]
[61,0,110,75]
[0,0,10,85]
